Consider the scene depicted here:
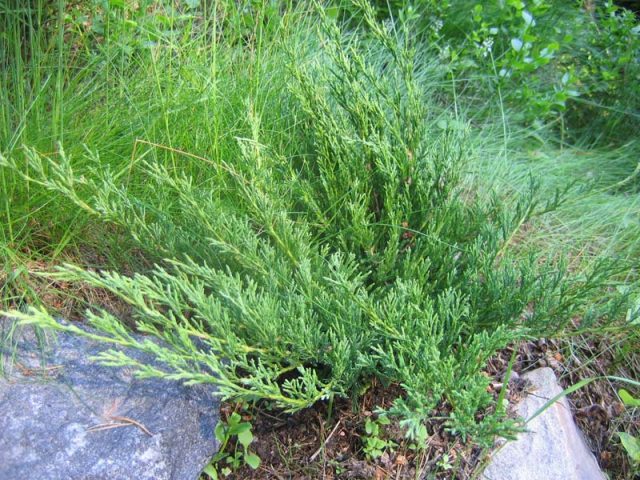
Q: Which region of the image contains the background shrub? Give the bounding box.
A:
[348,0,640,146]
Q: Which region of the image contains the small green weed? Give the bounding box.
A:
[617,389,640,469]
[203,412,261,479]
[436,453,454,472]
[363,416,396,460]
[619,432,640,468]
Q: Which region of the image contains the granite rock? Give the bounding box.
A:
[0,320,220,480]
[482,367,605,480]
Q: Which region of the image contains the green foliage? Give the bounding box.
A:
[619,432,640,468]
[357,0,580,119]
[472,1,577,118]
[2,0,625,448]
[60,0,290,57]
[361,0,639,144]
[564,1,640,143]
[203,411,261,478]
[619,389,640,408]
[0,0,303,305]
[441,0,577,119]
[436,452,454,472]
[617,388,640,469]
[363,415,396,459]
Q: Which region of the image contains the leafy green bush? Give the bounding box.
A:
[2,0,623,446]
[360,0,639,144]
[563,1,640,143]
[204,411,261,478]
[353,0,580,119]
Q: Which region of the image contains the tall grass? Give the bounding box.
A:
[467,112,640,262]
[0,0,312,305]
[2,1,637,285]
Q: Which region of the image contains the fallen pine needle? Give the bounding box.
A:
[309,420,341,462]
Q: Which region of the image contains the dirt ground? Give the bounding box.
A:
[216,339,638,479]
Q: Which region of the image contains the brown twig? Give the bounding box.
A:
[309,420,341,462]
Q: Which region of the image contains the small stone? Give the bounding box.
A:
[0,320,220,480]
[482,367,605,480]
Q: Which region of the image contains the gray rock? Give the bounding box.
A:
[482,367,605,480]
[0,320,220,480]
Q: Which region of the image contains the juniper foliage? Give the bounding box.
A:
[2,0,621,444]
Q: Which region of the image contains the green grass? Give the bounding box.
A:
[2,1,637,301]
[1,0,639,478]
[1,0,311,304]
[472,117,640,259]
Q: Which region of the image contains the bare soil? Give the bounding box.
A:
[213,338,638,480]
